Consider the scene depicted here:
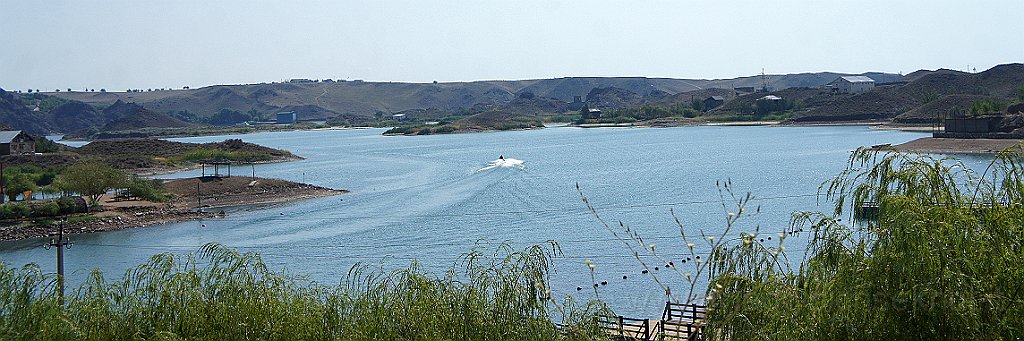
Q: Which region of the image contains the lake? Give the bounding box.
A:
[7,126,943,317]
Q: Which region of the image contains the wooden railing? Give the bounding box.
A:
[662,302,706,322]
[597,314,652,340]
[660,302,706,341]
[594,302,707,340]
[659,318,702,340]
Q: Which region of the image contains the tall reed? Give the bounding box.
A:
[0,242,605,340]
[704,146,1024,340]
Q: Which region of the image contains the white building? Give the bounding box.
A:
[829,76,876,94]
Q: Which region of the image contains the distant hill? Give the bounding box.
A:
[50,101,104,133]
[585,87,646,109]
[498,92,570,115]
[9,65,1020,133]
[42,72,899,121]
[0,89,53,134]
[97,100,193,131]
[704,63,1024,124]
[893,94,998,123]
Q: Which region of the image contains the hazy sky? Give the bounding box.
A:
[2,0,1022,91]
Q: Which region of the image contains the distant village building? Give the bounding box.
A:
[733,86,756,95]
[703,96,725,111]
[759,95,782,102]
[0,131,35,155]
[829,76,876,94]
[289,79,315,83]
[582,108,602,119]
[392,114,407,121]
[276,111,297,124]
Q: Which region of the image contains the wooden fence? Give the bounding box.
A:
[596,302,706,340]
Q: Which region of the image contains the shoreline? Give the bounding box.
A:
[382,126,543,136]
[0,176,348,241]
[887,137,1023,155]
[132,156,304,176]
[58,119,939,142]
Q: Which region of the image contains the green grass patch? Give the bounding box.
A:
[179,149,274,163]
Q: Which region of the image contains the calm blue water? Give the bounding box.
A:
[6,126,938,316]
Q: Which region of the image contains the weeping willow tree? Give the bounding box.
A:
[0,242,606,340]
[704,145,1024,340]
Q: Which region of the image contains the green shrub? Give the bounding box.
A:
[0,243,605,339]
[126,176,168,202]
[703,146,1024,340]
[969,98,1006,115]
[179,149,273,163]
[55,197,85,215]
[34,202,60,217]
[0,203,33,219]
[432,125,457,133]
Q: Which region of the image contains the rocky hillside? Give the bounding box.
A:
[8,65,1018,133]
[0,89,52,133]
[40,72,898,121]
[96,100,193,131]
[384,110,543,135]
[704,63,1024,124]
[75,138,297,170]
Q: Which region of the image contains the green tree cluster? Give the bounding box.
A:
[54,162,127,206]
[34,138,62,153]
[750,97,797,116]
[969,98,1006,116]
[1,165,57,202]
[584,104,699,123]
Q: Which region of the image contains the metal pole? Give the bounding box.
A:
[56,224,64,301]
[196,181,201,208]
[45,217,71,303]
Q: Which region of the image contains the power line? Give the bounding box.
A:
[195,193,820,222]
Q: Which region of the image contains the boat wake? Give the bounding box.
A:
[478,158,525,172]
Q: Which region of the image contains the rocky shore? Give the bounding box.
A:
[0,176,347,241]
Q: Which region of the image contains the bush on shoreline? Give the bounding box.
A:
[703,146,1024,340]
[0,242,605,340]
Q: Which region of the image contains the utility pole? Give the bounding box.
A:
[44,218,72,303]
[196,181,202,209]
